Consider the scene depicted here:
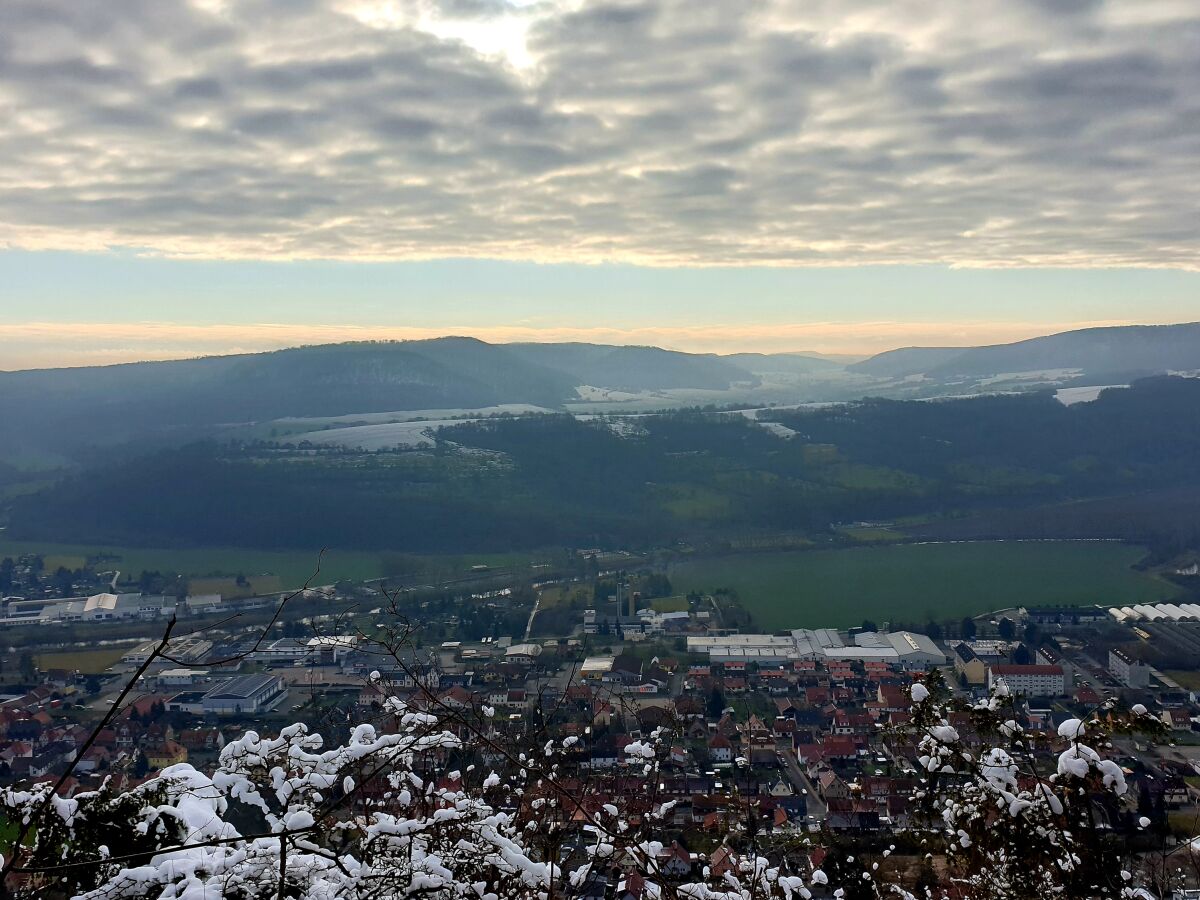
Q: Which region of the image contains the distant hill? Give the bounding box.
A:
[506,343,757,391]
[11,375,1200,554]
[0,338,577,458]
[4,323,1198,463]
[928,322,1200,378]
[0,338,760,460]
[847,347,967,378]
[722,352,841,376]
[850,323,1200,382]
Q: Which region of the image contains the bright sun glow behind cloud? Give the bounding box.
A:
[341,0,558,71]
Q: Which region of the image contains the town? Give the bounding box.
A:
[2,548,1200,896]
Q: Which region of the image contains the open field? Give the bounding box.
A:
[836,526,906,543]
[0,540,551,591]
[1164,670,1200,691]
[650,595,689,612]
[536,586,568,609]
[189,575,285,598]
[668,541,1182,631]
[0,540,382,587]
[35,646,133,673]
[41,554,89,571]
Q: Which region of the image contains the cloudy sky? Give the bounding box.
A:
[1,0,1197,367]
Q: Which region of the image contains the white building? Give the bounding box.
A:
[0,592,179,626]
[505,643,542,664]
[185,594,224,613]
[987,664,1065,697]
[156,668,205,688]
[56,592,174,622]
[687,629,944,669]
[1108,648,1151,688]
[247,639,310,666]
[306,635,358,664]
[580,656,615,681]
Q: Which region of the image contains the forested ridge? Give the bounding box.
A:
[8,377,1200,554]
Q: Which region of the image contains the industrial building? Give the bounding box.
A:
[687,629,945,670]
[198,674,286,716]
[155,668,207,688]
[0,591,223,627]
[121,636,213,666]
[0,592,175,626]
[306,635,358,665]
[1108,602,1200,623]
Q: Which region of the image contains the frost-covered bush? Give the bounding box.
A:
[906,669,1168,900]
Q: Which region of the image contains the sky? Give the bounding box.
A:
[1,0,1197,368]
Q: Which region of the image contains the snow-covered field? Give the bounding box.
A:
[755,421,797,438]
[277,404,558,449]
[288,421,446,449]
[979,368,1081,386]
[273,404,556,429]
[572,385,656,402]
[1054,384,1127,406]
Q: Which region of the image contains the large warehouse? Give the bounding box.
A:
[199,674,287,716]
[688,629,945,670]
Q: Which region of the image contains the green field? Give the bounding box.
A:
[41,554,89,571]
[0,540,382,587]
[668,541,1181,631]
[189,575,285,598]
[1164,670,1200,691]
[35,646,133,673]
[836,526,906,543]
[650,595,689,612]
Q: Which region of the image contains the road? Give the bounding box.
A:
[524,596,541,641]
[778,748,826,820]
[1068,651,1123,693]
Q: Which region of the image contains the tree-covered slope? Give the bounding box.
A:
[9,377,1200,554]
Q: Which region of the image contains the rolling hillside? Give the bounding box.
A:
[0,338,578,459]
[506,343,757,391]
[4,322,1199,464]
[849,322,1200,382]
[928,322,1200,378]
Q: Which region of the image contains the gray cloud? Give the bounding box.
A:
[0,0,1196,266]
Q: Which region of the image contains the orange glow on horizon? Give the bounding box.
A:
[0,316,1148,370]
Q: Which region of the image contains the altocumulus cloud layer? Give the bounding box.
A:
[0,0,1197,267]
